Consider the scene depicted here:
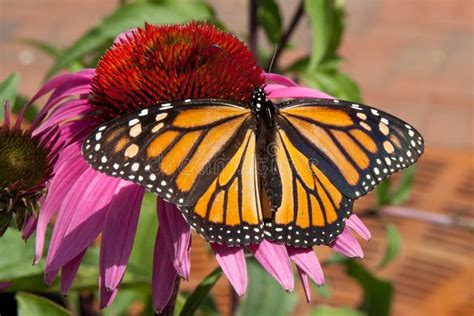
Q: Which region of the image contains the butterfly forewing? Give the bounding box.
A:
[277,99,424,200]
[82,100,254,207]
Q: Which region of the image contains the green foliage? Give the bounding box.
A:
[256,0,282,44]
[305,0,345,69]
[378,224,402,269]
[344,260,393,316]
[310,305,365,316]
[237,259,297,316]
[0,73,20,116]
[179,267,222,316]
[16,292,70,316]
[376,166,415,207]
[46,2,214,78]
[313,282,331,298]
[0,229,45,281]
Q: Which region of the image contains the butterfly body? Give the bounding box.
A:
[82,87,424,247]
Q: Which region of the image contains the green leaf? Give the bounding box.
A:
[376,178,392,207]
[305,0,345,69]
[257,0,282,44]
[0,229,45,281]
[103,287,152,316]
[392,166,415,204]
[302,69,362,102]
[344,260,393,316]
[313,283,331,298]
[180,267,222,316]
[12,94,39,123]
[237,259,297,316]
[46,2,213,78]
[310,305,365,316]
[16,292,70,316]
[376,166,415,207]
[128,192,159,277]
[0,73,20,115]
[16,38,62,58]
[378,224,402,269]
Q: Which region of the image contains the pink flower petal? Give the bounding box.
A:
[99,275,119,309]
[267,87,334,100]
[0,282,12,292]
[22,214,37,241]
[248,240,294,291]
[287,247,324,285]
[297,267,311,303]
[3,101,11,130]
[157,198,191,280]
[35,156,89,263]
[152,227,178,313]
[346,214,371,241]
[25,71,94,130]
[33,99,92,135]
[211,243,247,296]
[100,182,145,291]
[45,170,121,274]
[114,29,137,44]
[331,229,364,258]
[61,249,86,295]
[264,73,298,87]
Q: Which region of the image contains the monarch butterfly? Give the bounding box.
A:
[82,86,424,247]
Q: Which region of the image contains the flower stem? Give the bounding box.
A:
[359,206,474,230]
[158,276,181,316]
[267,0,305,70]
[249,0,258,59]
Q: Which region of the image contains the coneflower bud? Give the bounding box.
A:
[0,102,59,236]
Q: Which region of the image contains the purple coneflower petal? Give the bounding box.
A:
[297,267,311,302]
[22,214,37,241]
[100,182,145,291]
[3,101,11,129]
[35,157,88,263]
[346,214,371,241]
[99,274,119,309]
[157,199,191,280]
[23,71,94,130]
[267,87,334,100]
[331,229,364,258]
[45,169,121,275]
[61,249,86,295]
[248,240,294,291]
[34,99,91,135]
[211,243,247,296]
[114,29,137,44]
[0,282,12,292]
[152,226,178,313]
[264,73,298,87]
[287,247,324,285]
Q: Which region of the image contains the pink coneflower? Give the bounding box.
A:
[0,101,61,238]
[29,23,371,311]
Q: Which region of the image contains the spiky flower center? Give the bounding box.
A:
[91,22,264,121]
[0,129,48,190]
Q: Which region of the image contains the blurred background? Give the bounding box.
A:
[0,0,472,315]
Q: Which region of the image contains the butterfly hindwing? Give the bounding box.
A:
[181,128,265,245]
[262,127,353,247]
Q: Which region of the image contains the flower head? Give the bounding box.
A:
[0,101,61,236]
[91,22,263,121]
[17,22,371,311]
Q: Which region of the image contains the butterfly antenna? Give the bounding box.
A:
[267,44,278,74]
